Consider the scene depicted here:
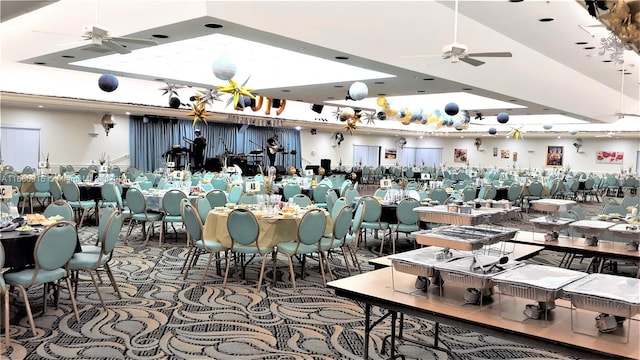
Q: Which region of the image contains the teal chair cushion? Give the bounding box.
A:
[320,237,342,250]
[163,215,182,222]
[390,223,419,233]
[361,221,389,229]
[232,244,273,254]
[195,240,226,252]
[69,253,108,269]
[4,268,67,285]
[277,242,318,255]
[132,213,162,221]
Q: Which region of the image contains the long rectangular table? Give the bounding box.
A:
[327,267,639,360]
[506,231,640,277]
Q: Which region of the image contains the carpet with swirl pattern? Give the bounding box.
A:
[1,202,626,359]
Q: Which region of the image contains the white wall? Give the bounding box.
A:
[299,129,640,175]
[1,106,130,171]
[2,104,639,175]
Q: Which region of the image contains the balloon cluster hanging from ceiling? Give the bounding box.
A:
[375,96,471,130]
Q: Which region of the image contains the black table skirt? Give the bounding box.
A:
[1,228,82,269]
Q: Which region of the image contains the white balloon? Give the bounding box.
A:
[212,55,237,81]
[568,129,578,135]
[543,123,553,130]
[348,81,368,101]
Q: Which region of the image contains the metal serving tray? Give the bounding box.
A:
[388,246,469,278]
[435,255,524,290]
[413,225,519,250]
[562,273,640,318]
[492,264,587,302]
[530,199,576,213]
[414,205,519,226]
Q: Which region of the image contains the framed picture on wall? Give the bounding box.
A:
[454,148,467,163]
[546,146,563,167]
[596,151,623,164]
[493,147,498,157]
[385,148,397,159]
[501,149,510,159]
[513,152,518,162]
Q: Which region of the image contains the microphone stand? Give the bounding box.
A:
[220,136,232,155]
[248,139,264,150]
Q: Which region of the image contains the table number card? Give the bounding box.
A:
[99,165,108,173]
[380,179,391,189]
[38,161,47,169]
[421,173,431,180]
[0,185,12,200]
[166,162,175,168]
[245,181,260,193]
[304,169,314,177]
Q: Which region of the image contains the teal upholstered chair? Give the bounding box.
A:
[320,205,353,284]
[62,180,96,227]
[227,184,243,204]
[212,177,228,191]
[275,209,327,289]
[30,174,52,212]
[124,188,163,246]
[181,200,229,283]
[196,196,212,224]
[429,188,448,205]
[224,209,273,291]
[339,200,366,275]
[68,209,124,309]
[384,197,420,256]
[49,180,63,201]
[283,183,301,201]
[312,183,330,208]
[359,195,389,248]
[160,189,187,246]
[331,197,349,221]
[4,222,81,336]
[206,189,227,208]
[291,193,312,207]
[325,189,338,214]
[43,199,74,222]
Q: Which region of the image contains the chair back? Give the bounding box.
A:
[206,190,227,208]
[34,175,50,192]
[622,195,640,208]
[125,188,147,214]
[141,180,154,190]
[50,180,63,200]
[196,196,212,224]
[583,177,595,191]
[22,166,35,174]
[484,186,497,200]
[360,195,382,222]
[396,198,419,225]
[602,203,626,215]
[326,189,338,213]
[102,209,123,255]
[212,177,228,191]
[351,200,366,235]
[331,197,349,221]
[34,221,77,271]
[528,181,543,197]
[327,206,353,247]
[98,205,117,239]
[344,188,360,205]
[162,189,188,216]
[429,188,448,204]
[340,180,352,196]
[507,183,522,203]
[373,188,388,199]
[312,184,330,203]
[292,194,312,207]
[44,200,74,222]
[61,181,81,202]
[283,183,301,200]
[78,167,90,180]
[238,193,257,205]
[228,184,243,203]
[227,209,259,246]
[101,182,118,202]
[297,209,327,246]
[182,201,203,243]
[462,187,476,202]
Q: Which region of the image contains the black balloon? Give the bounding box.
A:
[169,97,181,108]
[98,74,118,92]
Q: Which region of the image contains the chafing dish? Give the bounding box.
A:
[530,199,576,213]
[492,264,586,303]
[412,225,519,250]
[414,205,519,226]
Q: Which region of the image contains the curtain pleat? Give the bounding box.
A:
[129,116,300,171]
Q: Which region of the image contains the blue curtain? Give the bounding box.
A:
[130,116,300,171]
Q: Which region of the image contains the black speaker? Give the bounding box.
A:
[311,104,324,113]
[274,165,286,175]
[320,159,331,173]
[272,98,282,108]
[305,165,320,175]
[204,157,222,172]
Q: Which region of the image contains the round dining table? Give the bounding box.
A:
[0,226,82,269]
[203,207,332,248]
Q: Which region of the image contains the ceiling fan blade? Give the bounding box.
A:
[400,54,441,58]
[103,40,131,54]
[110,36,158,46]
[91,26,109,38]
[460,57,485,66]
[467,52,512,58]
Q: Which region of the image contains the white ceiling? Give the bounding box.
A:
[1,0,640,138]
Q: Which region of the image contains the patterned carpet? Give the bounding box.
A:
[1,200,631,360]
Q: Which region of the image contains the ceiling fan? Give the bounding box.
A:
[405,0,512,66]
[69,24,158,54]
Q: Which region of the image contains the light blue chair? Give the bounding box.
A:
[385,197,420,256]
[4,222,80,336]
[30,174,52,212]
[292,193,312,207]
[43,199,74,222]
[206,190,227,208]
[340,200,366,275]
[68,209,124,309]
[325,189,338,214]
[283,183,302,201]
[312,184,330,208]
[160,189,187,246]
[62,181,96,227]
[212,177,228,191]
[50,180,63,201]
[228,184,243,204]
[181,201,229,283]
[359,195,389,249]
[224,209,273,291]
[321,205,353,284]
[196,196,212,224]
[274,208,328,289]
[124,188,163,246]
[429,188,448,205]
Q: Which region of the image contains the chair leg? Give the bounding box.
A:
[104,263,122,299]
[340,248,352,276]
[199,251,217,285]
[256,252,271,292]
[222,253,233,287]
[317,252,327,287]
[3,288,9,344]
[286,254,297,290]
[86,271,107,310]
[15,285,37,336]
[63,277,81,322]
[143,221,155,247]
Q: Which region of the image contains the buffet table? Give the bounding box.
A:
[327,267,639,360]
